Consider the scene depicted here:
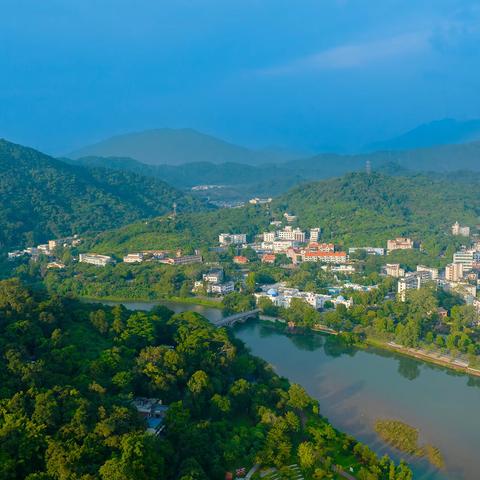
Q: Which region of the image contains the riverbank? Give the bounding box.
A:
[79,294,223,309]
[258,316,480,378]
[365,337,480,378]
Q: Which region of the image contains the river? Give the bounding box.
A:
[93,300,480,479]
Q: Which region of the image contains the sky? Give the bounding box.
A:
[1,0,480,154]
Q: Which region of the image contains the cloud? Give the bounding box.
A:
[258,32,431,76]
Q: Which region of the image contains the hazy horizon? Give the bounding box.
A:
[2,1,480,155]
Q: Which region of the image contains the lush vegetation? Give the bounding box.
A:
[274,171,480,252]
[375,420,445,470]
[0,139,203,251]
[0,279,413,479]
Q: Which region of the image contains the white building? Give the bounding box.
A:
[263,232,276,242]
[209,281,235,295]
[445,262,464,282]
[123,253,144,263]
[452,222,470,237]
[203,269,224,283]
[79,253,113,267]
[278,226,306,242]
[385,264,405,278]
[416,265,438,280]
[309,228,321,243]
[397,271,433,301]
[272,240,295,252]
[453,250,474,271]
[218,233,247,245]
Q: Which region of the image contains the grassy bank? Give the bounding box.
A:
[79,294,223,309]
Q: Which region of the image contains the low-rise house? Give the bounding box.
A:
[203,269,224,283]
[261,253,276,264]
[452,221,470,237]
[387,237,414,253]
[7,250,25,260]
[132,398,168,436]
[283,212,297,222]
[47,261,66,269]
[349,247,385,256]
[123,253,144,263]
[233,255,249,265]
[79,253,113,267]
[162,254,203,265]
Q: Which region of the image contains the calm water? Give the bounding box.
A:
[234,322,480,480]
[93,300,480,479]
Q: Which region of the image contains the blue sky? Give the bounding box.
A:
[1,0,480,154]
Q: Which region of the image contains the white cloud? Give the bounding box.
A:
[258,32,430,76]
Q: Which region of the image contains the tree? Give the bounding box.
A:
[287,384,311,410]
[298,441,316,469]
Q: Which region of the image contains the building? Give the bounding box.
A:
[453,250,474,271]
[397,271,433,301]
[218,233,247,245]
[283,213,297,222]
[249,197,272,205]
[162,254,203,265]
[302,251,347,264]
[233,255,249,264]
[272,240,295,252]
[132,398,168,436]
[278,226,306,242]
[48,235,81,251]
[417,265,438,280]
[445,262,464,282]
[7,250,25,260]
[349,247,385,256]
[46,261,65,269]
[209,281,235,295]
[203,269,224,283]
[309,228,321,242]
[263,232,276,242]
[452,221,470,237]
[387,237,414,253]
[261,253,276,264]
[123,253,144,263]
[79,253,113,266]
[331,265,356,274]
[384,263,405,277]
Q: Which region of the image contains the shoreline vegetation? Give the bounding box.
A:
[374,419,445,470]
[79,294,480,379]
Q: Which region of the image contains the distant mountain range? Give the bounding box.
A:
[367,118,480,151]
[0,139,202,251]
[69,128,303,166]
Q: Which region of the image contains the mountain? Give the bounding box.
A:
[69,128,302,165]
[293,140,480,174]
[368,118,480,151]
[0,139,202,251]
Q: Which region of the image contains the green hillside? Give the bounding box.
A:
[274,172,480,247]
[0,139,203,251]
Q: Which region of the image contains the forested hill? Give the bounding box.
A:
[0,139,202,251]
[273,171,480,245]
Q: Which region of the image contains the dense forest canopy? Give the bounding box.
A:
[0,279,412,479]
[0,139,204,252]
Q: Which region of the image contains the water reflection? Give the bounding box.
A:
[397,357,421,381]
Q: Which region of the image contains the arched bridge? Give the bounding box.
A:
[216,309,261,327]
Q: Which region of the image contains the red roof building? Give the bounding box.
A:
[233,255,249,264]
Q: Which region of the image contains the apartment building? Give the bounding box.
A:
[453,250,474,271]
[309,228,321,242]
[397,270,433,301]
[384,263,405,277]
[416,265,439,280]
[203,269,224,283]
[445,262,464,282]
[218,233,247,245]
